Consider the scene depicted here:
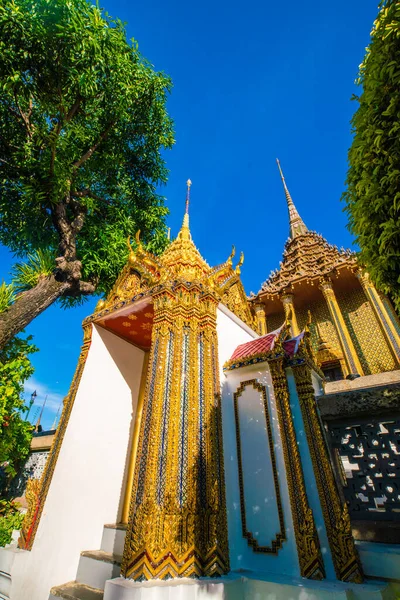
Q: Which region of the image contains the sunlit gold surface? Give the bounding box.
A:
[291,353,363,582]
[121,352,150,524]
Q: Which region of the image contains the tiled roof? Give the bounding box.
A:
[230,331,278,362]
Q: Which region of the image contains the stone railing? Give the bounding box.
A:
[318,373,400,544]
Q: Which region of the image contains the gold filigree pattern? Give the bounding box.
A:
[338,278,397,374]
[259,233,356,296]
[121,281,229,580]
[291,362,363,583]
[268,358,325,580]
[19,324,93,550]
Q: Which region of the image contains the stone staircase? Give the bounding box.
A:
[49,524,126,600]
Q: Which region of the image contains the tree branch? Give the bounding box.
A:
[72,188,109,203]
[49,96,82,176]
[13,91,33,138]
[72,120,115,172]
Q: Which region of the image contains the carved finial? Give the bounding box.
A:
[127,235,136,264]
[235,251,244,274]
[227,245,236,266]
[276,158,308,240]
[179,179,192,238]
[185,179,192,215]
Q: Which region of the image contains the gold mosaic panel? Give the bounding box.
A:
[297,299,342,358]
[337,285,396,375]
[267,311,285,333]
[381,296,400,337]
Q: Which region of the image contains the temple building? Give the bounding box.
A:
[0,176,399,600]
[251,161,400,382]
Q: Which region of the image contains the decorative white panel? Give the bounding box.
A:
[234,379,285,553]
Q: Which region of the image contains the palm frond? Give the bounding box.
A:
[11,249,55,293]
[0,281,16,313]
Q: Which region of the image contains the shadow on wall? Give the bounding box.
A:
[95,325,146,527]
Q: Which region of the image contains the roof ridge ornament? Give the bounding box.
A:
[276,158,308,240]
[179,178,192,239]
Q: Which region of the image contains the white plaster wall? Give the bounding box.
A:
[216,305,257,376]
[11,325,144,600]
[222,363,299,577]
[235,383,282,547]
[286,367,336,580]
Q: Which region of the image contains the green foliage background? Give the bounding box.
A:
[343,0,400,309]
[0,333,36,483]
[0,0,174,305]
[0,499,24,547]
[0,284,36,544]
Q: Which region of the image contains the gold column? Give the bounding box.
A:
[319,279,363,378]
[121,351,150,524]
[280,292,300,336]
[121,284,229,581]
[269,358,325,580]
[291,362,363,583]
[356,271,400,366]
[254,302,267,335]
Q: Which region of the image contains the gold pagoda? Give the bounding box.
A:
[251,160,400,380]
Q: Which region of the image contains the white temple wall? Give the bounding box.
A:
[216,305,257,374]
[11,325,144,600]
[221,362,299,577]
[286,367,336,580]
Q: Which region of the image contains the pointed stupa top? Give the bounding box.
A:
[276,159,308,239]
[160,179,210,280]
[179,179,191,240]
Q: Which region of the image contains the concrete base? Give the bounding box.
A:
[104,573,399,600]
[357,541,400,581]
[0,542,27,600]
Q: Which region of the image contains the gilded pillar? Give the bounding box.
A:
[356,271,400,366]
[121,283,229,580]
[291,362,363,583]
[254,302,267,336]
[268,358,325,580]
[280,292,300,336]
[319,279,363,378]
[121,352,150,524]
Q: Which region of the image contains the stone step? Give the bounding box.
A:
[49,581,103,600]
[100,524,126,556]
[76,551,122,591]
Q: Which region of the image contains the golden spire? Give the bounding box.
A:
[276,159,308,239]
[180,178,191,237]
[160,179,210,280]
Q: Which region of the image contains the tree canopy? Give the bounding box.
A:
[343,0,400,310]
[0,0,174,348]
[0,324,36,487]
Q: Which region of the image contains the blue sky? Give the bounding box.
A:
[0,0,378,428]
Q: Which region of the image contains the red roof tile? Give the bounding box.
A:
[230,332,278,361]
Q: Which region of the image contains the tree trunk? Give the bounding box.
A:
[0,275,72,350]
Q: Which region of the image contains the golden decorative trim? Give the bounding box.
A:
[356,270,400,367]
[121,281,229,580]
[319,278,363,377]
[280,292,300,337]
[259,230,357,296]
[233,379,286,553]
[291,363,363,583]
[253,303,267,336]
[268,358,325,580]
[121,351,150,524]
[19,324,93,550]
